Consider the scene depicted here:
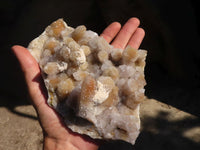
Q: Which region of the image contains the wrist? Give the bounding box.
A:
[43,130,100,150]
[43,137,78,150]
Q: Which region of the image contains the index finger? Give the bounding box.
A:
[111,18,140,49]
[100,22,121,43]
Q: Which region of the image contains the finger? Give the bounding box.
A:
[111,17,140,49]
[100,22,121,43]
[127,27,145,49]
[11,45,47,109]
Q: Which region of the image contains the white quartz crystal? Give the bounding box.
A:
[28,18,147,145]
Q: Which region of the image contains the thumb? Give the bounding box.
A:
[11,45,47,109]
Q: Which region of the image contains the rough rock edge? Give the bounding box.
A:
[27,19,146,145]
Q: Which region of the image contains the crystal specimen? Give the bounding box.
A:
[28,18,147,145]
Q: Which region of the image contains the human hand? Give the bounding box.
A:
[12,17,145,150]
[101,17,145,49]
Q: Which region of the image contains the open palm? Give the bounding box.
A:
[12,18,145,150]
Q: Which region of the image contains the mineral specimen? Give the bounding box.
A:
[28,18,147,145]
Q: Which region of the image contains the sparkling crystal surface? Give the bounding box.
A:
[28,19,147,144]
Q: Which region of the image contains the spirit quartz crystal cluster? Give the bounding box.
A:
[28,19,147,145]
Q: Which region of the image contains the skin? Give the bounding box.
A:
[12,17,145,150]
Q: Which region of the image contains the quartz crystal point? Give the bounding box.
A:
[28,18,147,145]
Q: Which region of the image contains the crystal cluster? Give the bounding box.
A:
[28,19,147,144]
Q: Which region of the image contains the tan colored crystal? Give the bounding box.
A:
[123,94,145,110]
[57,78,74,99]
[101,86,119,107]
[81,45,91,56]
[63,37,74,45]
[73,70,88,81]
[43,62,60,75]
[59,46,70,61]
[72,25,86,41]
[48,77,60,89]
[103,66,119,81]
[122,45,137,64]
[80,76,96,105]
[44,40,59,54]
[111,48,123,62]
[79,62,88,70]
[97,50,108,63]
[47,18,66,38]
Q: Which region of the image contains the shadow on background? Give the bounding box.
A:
[0,0,200,148]
[0,93,37,120]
